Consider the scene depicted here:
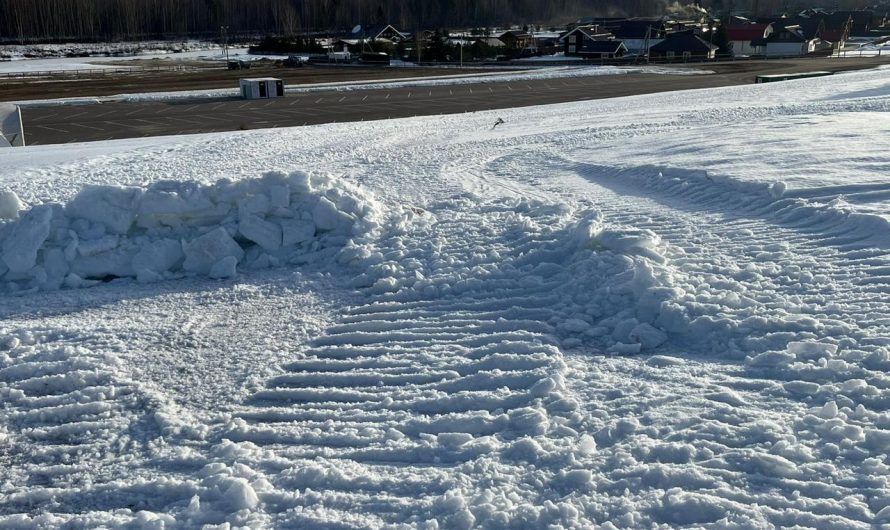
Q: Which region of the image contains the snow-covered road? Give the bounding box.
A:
[3,66,890,528]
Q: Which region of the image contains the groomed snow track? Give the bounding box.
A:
[217,198,598,528]
[3,66,890,528]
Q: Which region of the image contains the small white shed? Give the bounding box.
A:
[240,78,285,100]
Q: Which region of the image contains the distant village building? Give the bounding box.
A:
[727,23,770,55]
[751,21,822,56]
[820,12,853,48]
[560,26,626,58]
[476,37,505,48]
[649,31,718,60]
[807,9,872,36]
[350,24,408,43]
[498,30,534,50]
[577,40,628,59]
[608,19,667,54]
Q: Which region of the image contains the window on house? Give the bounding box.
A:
[568,45,577,53]
[666,51,675,58]
[683,51,691,59]
[569,35,577,43]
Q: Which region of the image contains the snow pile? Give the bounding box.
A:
[348,198,683,355]
[0,171,378,292]
[546,212,682,353]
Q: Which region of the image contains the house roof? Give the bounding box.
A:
[751,23,807,45]
[610,19,667,39]
[726,24,769,41]
[560,26,614,42]
[351,24,406,40]
[834,10,873,26]
[476,37,505,46]
[575,16,626,26]
[821,12,854,31]
[579,40,627,53]
[756,17,822,39]
[499,30,532,39]
[650,32,718,52]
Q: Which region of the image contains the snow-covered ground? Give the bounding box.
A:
[3,65,890,528]
[0,46,282,75]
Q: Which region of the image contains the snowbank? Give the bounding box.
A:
[0,171,378,293]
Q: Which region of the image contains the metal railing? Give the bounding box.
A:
[0,63,199,79]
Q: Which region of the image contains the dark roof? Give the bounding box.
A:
[797,18,824,38]
[821,12,854,30]
[650,32,718,53]
[575,16,626,26]
[609,19,667,39]
[835,10,873,25]
[751,23,807,45]
[562,26,614,41]
[756,17,822,39]
[499,30,532,39]
[727,24,770,40]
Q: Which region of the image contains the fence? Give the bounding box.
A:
[0,63,199,79]
[479,50,887,68]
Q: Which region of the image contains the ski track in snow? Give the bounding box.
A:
[2,67,890,528]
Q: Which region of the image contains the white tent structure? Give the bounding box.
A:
[239,78,284,100]
[0,104,25,147]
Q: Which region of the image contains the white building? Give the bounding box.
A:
[239,78,285,100]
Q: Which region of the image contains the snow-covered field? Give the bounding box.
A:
[3,66,890,528]
[0,46,282,76]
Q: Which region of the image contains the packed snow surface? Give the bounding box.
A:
[2,66,890,528]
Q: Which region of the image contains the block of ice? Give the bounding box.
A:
[280,219,316,246]
[132,239,184,275]
[139,182,215,217]
[2,204,53,273]
[71,248,136,278]
[313,196,353,231]
[239,214,282,251]
[209,255,238,279]
[238,194,272,217]
[66,185,141,234]
[77,235,119,257]
[268,185,290,208]
[183,227,244,275]
[629,323,668,350]
[42,247,69,288]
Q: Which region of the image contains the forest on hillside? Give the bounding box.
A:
[0,0,872,42]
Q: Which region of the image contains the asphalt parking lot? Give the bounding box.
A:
[21,56,890,145]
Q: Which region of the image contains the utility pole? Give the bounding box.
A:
[220,25,230,62]
[417,29,423,64]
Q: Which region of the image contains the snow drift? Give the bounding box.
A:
[0,171,378,293]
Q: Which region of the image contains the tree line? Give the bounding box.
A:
[0,0,868,42]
